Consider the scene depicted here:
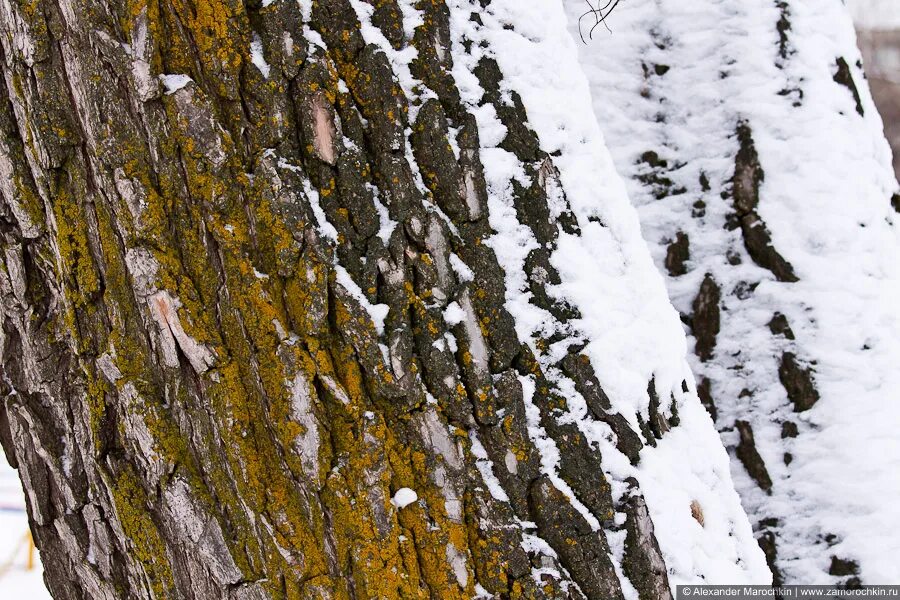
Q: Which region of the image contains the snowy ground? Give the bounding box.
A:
[564,0,900,585]
[0,461,49,598]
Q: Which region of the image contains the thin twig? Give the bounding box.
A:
[578,0,621,43]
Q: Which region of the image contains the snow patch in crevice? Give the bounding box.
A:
[250,33,271,79]
[334,265,390,336]
[370,185,398,245]
[347,0,429,120]
[442,301,465,327]
[468,431,511,503]
[159,73,192,95]
[449,253,474,282]
[390,488,418,509]
[299,174,339,242]
[297,0,312,22]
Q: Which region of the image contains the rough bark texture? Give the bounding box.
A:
[0,1,678,598]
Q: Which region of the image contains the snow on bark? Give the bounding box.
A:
[565,0,900,585]
[456,0,771,588]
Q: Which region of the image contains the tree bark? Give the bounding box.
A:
[0,1,680,598]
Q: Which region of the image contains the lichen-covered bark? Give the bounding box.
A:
[0,1,677,598]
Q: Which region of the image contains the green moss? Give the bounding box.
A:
[52,186,100,306]
[110,466,174,598]
[11,169,45,232]
[84,368,107,451]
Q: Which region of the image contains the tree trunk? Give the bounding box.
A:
[0,0,717,598]
[565,0,900,585]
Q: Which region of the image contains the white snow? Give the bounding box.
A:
[299,176,339,242]
[518,373,602,532]
[565,0,900,584]
[468,432,511,502]
[371,189,398,245]
[442,301,465,327]
[249,33,271,79]
[335,265,390,336]
[390,487,418,509]
[396,0,425,41]
[347,0,428,118]
[448,0,771,588]
[0,2,884,595]
[158,73,192,95]
[449,253,474,282]
[296,0,312,22]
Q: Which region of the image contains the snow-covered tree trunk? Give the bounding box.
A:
[566,0,900,586]
[0,0,775,598]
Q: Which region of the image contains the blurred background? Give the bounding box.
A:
[0,461,48,598]
[0,2,897,598]
[851,0,900,180]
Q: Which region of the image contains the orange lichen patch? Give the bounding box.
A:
[390,445,474,599]
[172,0,247,80]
